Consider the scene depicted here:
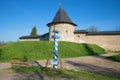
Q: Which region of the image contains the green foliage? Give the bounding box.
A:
[0,41,6,47]
[116,25,120,31]
[22,54,28,62]
[30,26,37,36]
[11,66,118,80]
[107,54,120,62]
[0,41,105,62]
[87,26,98,32]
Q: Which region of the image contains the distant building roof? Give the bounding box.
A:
[47,7,77,26]
[74,30,120,35]
[19,35,41,39]
[19,33,49,39]
[87,31,120,35]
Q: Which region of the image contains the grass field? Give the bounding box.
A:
[11,66,119,80]
[0,41,105,62]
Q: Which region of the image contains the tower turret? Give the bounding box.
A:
[47,6,77,41]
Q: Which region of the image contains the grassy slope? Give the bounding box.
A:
[0,41,105,62]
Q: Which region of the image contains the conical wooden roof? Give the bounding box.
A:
[47,7,77,26]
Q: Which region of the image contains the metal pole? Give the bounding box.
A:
[52,30,60,69]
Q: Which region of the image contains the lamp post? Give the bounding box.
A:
[52,30,60,69]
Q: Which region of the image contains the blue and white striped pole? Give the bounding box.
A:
[52,30,60,69]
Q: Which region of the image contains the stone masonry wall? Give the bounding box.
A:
[49,23,75,41]
[74,33,120,51]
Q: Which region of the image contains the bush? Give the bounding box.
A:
[0,41,7,47]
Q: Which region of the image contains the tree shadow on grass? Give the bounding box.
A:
[66,60,120,79]
[82,43,98,55]
[0,48,2,57]
[13,73,41,80]
[0,48,3,60]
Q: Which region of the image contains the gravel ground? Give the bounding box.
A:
[0,52,120,80]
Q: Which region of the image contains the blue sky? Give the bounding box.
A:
[0,0,120,42]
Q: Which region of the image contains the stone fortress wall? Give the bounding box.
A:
[49,23,75,41]
[49,24,120,51]
[74,33,120,51]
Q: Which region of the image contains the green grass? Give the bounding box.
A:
[0,41,105,62]
[107,54,120,62]
[11,66,119,80]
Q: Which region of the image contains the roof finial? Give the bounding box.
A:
[59,2,62,8]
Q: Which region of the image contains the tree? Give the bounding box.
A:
[0,41,6,47]
[116,26,120,31]
[30,26,38,36]
[87,26,98,32]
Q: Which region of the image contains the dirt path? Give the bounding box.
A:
[38,52,120,77]
[62,53,120,77]
[0,53,120,80]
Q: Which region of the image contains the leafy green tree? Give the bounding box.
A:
[0,41,6,47]
[30,26,37,36]
[116,26,120,31]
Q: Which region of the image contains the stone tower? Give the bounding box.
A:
[47,6,77,41]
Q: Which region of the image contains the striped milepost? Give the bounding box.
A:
[52,30,60,69]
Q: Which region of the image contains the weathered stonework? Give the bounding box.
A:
[74,33,120,51]
[49,23,75,41]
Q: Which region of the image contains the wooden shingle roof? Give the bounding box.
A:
[47,7,77,26]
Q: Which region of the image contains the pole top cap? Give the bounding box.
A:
[53,30,60,33]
